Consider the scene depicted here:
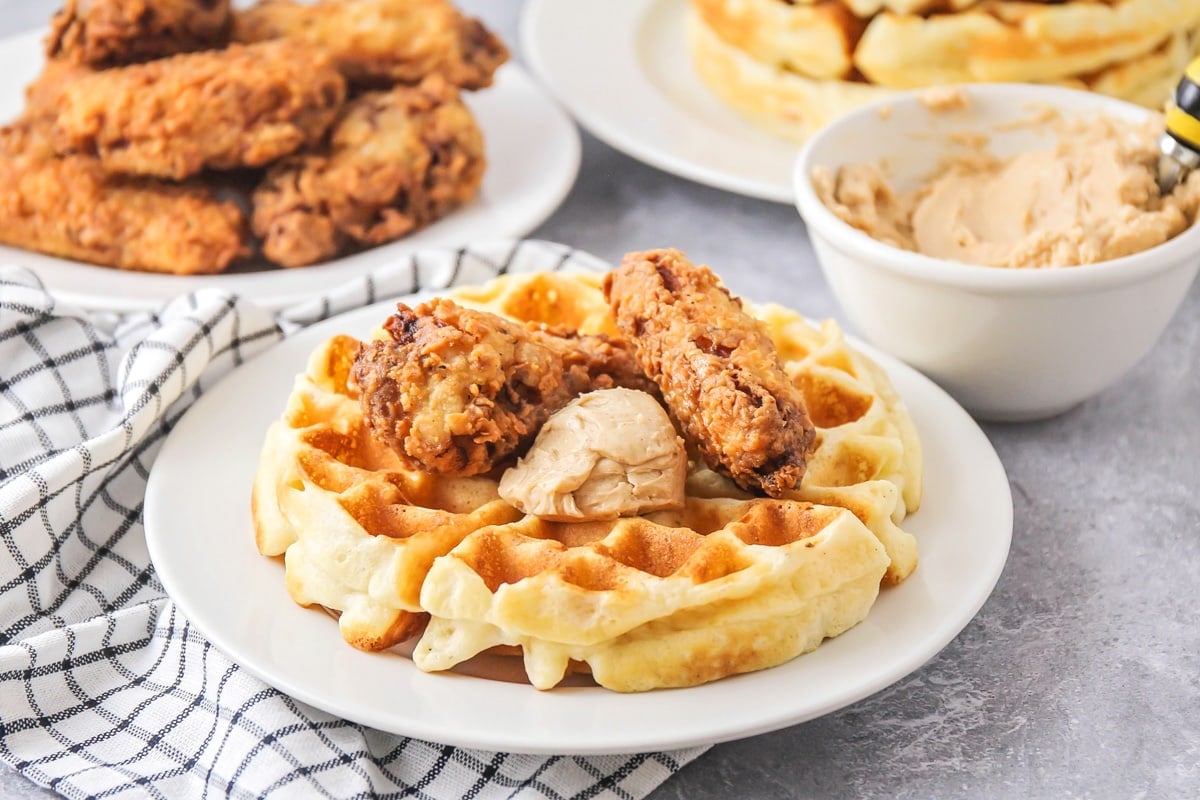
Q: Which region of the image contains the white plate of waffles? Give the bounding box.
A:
[145,241,1012,754]
[521,0,800,204]
[0,29,580,312]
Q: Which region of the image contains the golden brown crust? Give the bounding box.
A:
[51,40,346,180]
[22,59,94,123]
[232,0,509,89]
[251,76,484,268]
[352,298,657,477]
[46,0,233,67]
[604,249,817,498]
[0,122,248,275]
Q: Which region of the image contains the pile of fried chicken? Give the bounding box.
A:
[0,0,507,274]
[353,250,819,498]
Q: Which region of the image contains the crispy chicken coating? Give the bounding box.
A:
[0,122,248,274]
[23,59,93,123]
[46,0,232,67]
[604,249,817,497]
[51,40,346,180]
[352,299,657,476]
[251,75,484,268]
[232,0,508,89]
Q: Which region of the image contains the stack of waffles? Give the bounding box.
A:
[687,0,1200,142]
[252,270,922,691]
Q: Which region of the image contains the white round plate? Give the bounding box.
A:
[144,247,1012,755]
[521,0,798,204]
[0,30,580,312]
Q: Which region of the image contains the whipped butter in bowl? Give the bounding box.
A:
[793,84,1200,421]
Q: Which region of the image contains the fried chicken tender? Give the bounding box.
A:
[251,75,484,268]
[46,0,232,67]
[232,0,508,89]
[0,122,248,274]
[23,59,93,123]
[352,299,657,477]
[51,40,346,180]
[603,250,817,497]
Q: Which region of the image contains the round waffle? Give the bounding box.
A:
[687,8,1200,142]
[252,269,922,690]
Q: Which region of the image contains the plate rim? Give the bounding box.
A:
[144,242,1013,754]
[0,30,582,312]
[520,0,796,204]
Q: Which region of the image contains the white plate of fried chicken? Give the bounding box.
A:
[0,0,580,311]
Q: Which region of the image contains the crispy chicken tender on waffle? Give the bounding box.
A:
[252,269,922,690]
[352,297,657,477]
[232,0,509,89]
[251,76,485,268]
[46,0,233,67]
[604,249,818,499]
[51,40,346,180]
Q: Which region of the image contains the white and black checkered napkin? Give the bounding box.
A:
[0,241,707,800]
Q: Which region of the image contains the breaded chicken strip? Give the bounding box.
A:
[23,59,93,122]
[0,122,248,274]
[604,250,817,497]
[352,299,656,476]
[251,75,484,268]
[232,0,508,89]
[52,40,346,180]
[46,0,232,67]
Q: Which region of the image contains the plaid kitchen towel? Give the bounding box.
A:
[0,240,707,800]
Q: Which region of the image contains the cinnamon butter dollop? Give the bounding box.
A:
[498,388,687,521]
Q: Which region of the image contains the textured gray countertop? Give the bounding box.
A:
[2,1,1198,798]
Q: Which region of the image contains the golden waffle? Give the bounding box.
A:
[687,9,1200,142]
[252,270,922,690]
[687,11,890,143]
[844,0,981,16]
[692,0,1199,87]
[855,0,1200,88]
[1067,24,1200,109]
[415,500,889,691]
[690,0,995,81]
[690,0,865,80]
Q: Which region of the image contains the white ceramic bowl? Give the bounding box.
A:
[793,83,1200,421]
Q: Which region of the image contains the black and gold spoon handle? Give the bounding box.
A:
[1159,57,1200,195]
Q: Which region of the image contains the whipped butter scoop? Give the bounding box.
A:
[815,110,1200,268]
[498,388,687,521]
